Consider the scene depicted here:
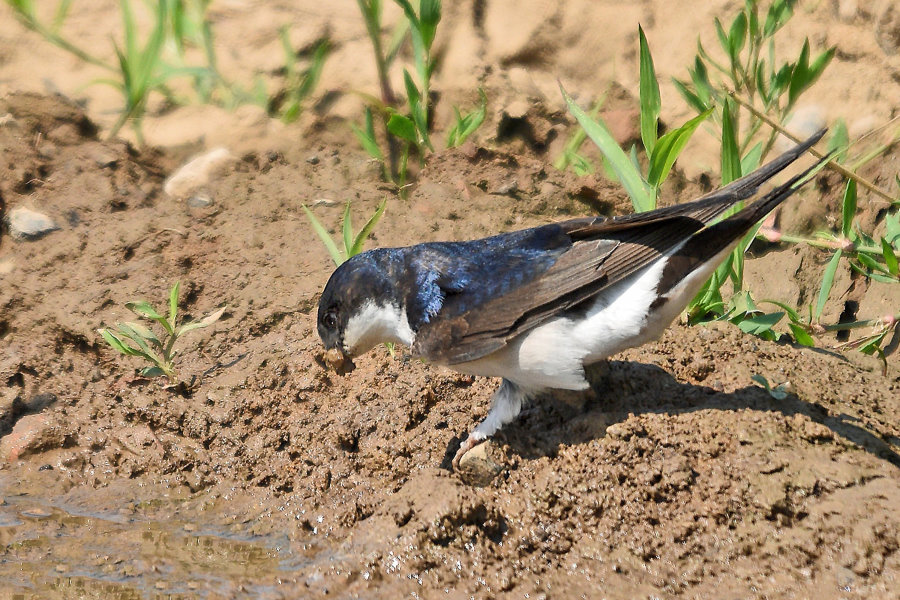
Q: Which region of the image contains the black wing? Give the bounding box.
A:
[411,130,825,364]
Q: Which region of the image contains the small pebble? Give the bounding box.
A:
[164,147,235,199]
[306,154,320,165]
[7,207,59,240]
[187,195,213,208]
[457,442,503,486]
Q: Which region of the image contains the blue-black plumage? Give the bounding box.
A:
[317,130,828,470]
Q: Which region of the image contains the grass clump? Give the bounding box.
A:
[6,0,329,142]
[303,199,388,266]
[352,0,486,188]
[561,26,712,213]
[99,282,225,383]
[561,6,898,365]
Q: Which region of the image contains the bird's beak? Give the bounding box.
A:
[324,347,356,375]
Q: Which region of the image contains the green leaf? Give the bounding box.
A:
[646,108,712,189]
[169,281,179,327]
[737,311,785,336]
[403,69,432,150]
[139,366,167,378]
[714,17,729,53]
[741,142,763,174]
[764,0,794,37]
[885,212,900,247]
[728,11,747,64]
[115,323,154,357]
[721,99,742,185]
[827,120,849,164]
[788,322,815,347]
[122,321,161,348]
[751,374,788,400]
[302,205,345,266]
[125,300,174,335]
[882,238,899,276]
[349,198,388,257]
[418,0,441,49]
[638,25,661,154]
[351,107,384,161]
[177,306,226,336]
[446,88,487,148]
[561,84,654,212]
[672,77,708,114]
[841,179,857,238]
[342,201,354,256]
[760,299,802,324]
[815,249,842,320]
[387,113,417,143]
[856,252,891,276]
[100,328,141,357]
[691,55,712,105]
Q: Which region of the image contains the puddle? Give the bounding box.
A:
[0,473,320,599]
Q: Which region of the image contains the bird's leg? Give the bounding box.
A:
[453,379,525,470]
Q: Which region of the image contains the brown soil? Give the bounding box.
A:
[1,1,899,599]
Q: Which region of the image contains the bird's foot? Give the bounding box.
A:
[452,434,485,471]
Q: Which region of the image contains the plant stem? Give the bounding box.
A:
[727,90,896,204]
[774,232,884,255]
[820,314,899,333]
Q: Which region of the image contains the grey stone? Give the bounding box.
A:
[457,441,503,486]
[7,207,59,240]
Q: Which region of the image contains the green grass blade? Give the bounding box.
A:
[737,311,784,336]
[139,366,167,378]
[638,25,661,154]
[387,113,418,143]
[815,249,842,320]
[168,281,179,326]
[342,201,353,256]
[561,84,653,212]
[351,107,384,160]
[841,179,857,239]
[646,107,712,188]
[881,238,899,276]
[446,88,487,147]
[100,328,141,357]
[418,0,441,49]
[177,307,226,336]
[827,118,849,163]
[122,321,161,348]
[788,322,816,347]
[52,0,73,33]
[741,142,763,173]
[350,198,387,257]
[279,26,297,76]
[120,0,138,68]
[115,323,161,364]
[721,99,742,184]
[303,205,345,266]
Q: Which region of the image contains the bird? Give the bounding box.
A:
[316,130,827,470]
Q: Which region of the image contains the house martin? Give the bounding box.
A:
[317,130,827,469]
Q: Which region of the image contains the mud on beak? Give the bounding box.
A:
[324,347,356,375]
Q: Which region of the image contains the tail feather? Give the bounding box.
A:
[654,149,831,297]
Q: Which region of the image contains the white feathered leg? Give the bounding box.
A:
[453,379,529,470]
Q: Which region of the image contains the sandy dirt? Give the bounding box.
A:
[1,1,899,598]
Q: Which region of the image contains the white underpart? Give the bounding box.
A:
[343,301,414,356]
[454,239,740,443]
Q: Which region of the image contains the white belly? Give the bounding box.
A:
[452,241,736,392]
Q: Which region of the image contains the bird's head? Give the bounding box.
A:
[317,249,411,373]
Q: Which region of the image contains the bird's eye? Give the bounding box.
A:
[323,311,338,329]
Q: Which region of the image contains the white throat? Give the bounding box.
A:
[343,301,415,355]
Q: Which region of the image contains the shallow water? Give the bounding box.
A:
[0,473,315,599]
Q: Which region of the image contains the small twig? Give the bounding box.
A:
[727,90,896,204]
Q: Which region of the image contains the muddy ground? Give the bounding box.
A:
[1,1,900,599]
